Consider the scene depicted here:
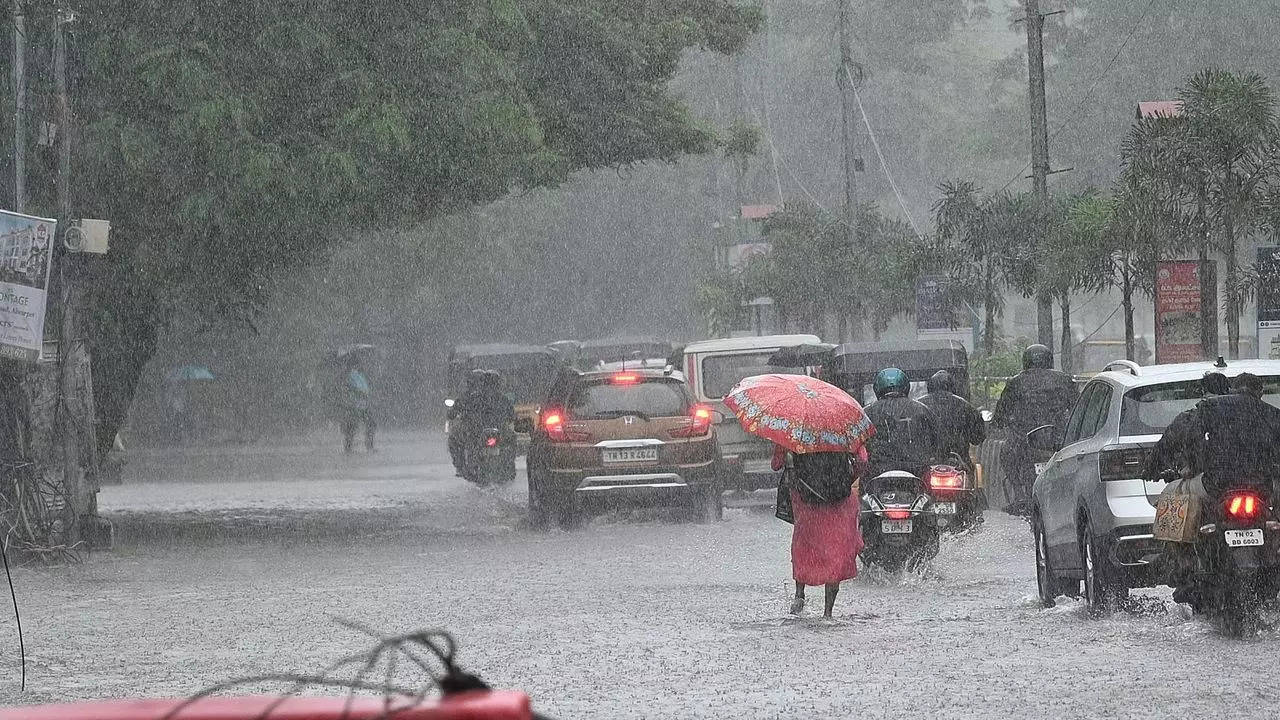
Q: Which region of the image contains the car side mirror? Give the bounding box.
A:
[1026,424,1059,452]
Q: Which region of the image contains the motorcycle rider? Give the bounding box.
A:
[864,368,941,479]
[919,370,986,466]
[447,369,487,475]
[1145,372,1280,603]
[992,344,1079,515]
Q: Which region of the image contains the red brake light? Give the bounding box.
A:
[670,405,713,439]
[928,466,966,490]
[1226,492,1262,520]
[543,411,566,441]
[612,373,640,385]
[884,509,912,520]
[485,436,498,448]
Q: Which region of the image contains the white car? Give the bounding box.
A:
[1030,358,1280,610]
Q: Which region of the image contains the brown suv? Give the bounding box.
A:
[527,368,723,528]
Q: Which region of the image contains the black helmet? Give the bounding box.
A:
[466,368,486,387]
[1022,344,1053,370]
[1202,371,1230,397]
[873,368,910,399]
[927,370,954,394]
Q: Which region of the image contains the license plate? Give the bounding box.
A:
[882,519,913,534]
[602,448,659,464]
[933,502,956,515]
[483,447,500,457]
[1034,462,1048,476]
[1225,529,1265,547]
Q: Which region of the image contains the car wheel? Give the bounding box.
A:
[1081,524,1124,613]
[1034,515,1075,607]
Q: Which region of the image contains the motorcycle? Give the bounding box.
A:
[925,454,983,533]
[860,469,941,573]
[1181,486,1280,635]
[462,426,517,487]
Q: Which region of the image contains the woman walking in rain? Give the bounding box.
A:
[724,373,875,618]
[774,443,868,617]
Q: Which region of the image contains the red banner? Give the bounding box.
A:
[1155,260,1204,364]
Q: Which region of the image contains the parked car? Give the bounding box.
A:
[1030,358,1280,610]
[679,334,822,491]
[527,367,722,527]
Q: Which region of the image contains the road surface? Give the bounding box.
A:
[1,430,1277,718]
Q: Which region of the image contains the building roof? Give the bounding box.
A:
[1136,100,1182,119]
[740,204,778,221]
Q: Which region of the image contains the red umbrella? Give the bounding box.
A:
[724,373,875,454]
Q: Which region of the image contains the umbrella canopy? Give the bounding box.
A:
[724,373,874,454]
[166,365,215,382]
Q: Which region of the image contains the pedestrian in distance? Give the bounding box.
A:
[774,442,869,618]
[337,355,376,454]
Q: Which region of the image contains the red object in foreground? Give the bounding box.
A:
[0,691,533,720]
[724,374,874,455]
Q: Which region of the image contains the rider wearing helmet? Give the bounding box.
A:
[863,368,942,479]
[919,370,986,467]
[992,344,1079,513]
[447,369,490,474]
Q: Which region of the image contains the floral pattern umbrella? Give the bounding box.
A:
[724,373,875,454]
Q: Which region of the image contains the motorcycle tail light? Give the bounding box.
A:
[883,509,911,520]
[485,436,499,448]
[1225,491,1263,521]
[543,410,566,442]
[928,466,966,490]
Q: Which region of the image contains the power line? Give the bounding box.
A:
[846,64,927,240]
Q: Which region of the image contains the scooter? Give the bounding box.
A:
[860,469,941,573]
[925,454,984,533]
[462,426,518,487]
[1181,486,1280,635]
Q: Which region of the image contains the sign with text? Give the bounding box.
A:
[0,210,56,362]
[1154,260,1204,364]
[1257,247,1280,359]
[916,275,969,334]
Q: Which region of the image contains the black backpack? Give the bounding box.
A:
[788,452,854,506]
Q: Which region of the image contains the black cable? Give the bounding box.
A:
[2,536,24,692]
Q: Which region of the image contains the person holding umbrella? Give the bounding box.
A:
[725,374,876,618]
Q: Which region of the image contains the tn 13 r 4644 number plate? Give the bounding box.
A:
[1224,529,1264,547]
[602,447,659,464]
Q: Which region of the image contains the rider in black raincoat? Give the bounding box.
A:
[864,367,941,479]
[993,344,1078,513]
[919,370,986,466]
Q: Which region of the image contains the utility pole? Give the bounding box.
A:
[11,0,25,212]
[54,6,87,541]
[837,0,863,343]
[1023,0,1055,351]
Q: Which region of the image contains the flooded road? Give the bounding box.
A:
[2,430,1279,718]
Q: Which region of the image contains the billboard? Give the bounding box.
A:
[0,210,56,362]
[915,275,969,334]
[1257,247,1280,359]
[1154,260,1205,364]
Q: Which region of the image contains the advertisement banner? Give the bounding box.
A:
[1257,247,1280,359]
[0,210,56,362]
[915,275,969,334]
[1154,260,1204,364]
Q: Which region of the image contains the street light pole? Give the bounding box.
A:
[1023,0,1055,351]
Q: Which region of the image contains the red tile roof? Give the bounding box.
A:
[1136,100,1183,119]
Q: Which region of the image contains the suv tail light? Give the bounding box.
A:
[611,373,640,385]
[1225,491,1263,522]
[670,405,713,439]
[1098,446,1149,482]
[928,466,967,491]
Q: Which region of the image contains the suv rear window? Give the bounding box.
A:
[568,379,691,419]
[1119,376,1280,435]
[702,352,790,399]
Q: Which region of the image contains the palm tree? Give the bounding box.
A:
[932,180,1013,362]
[1180,69,1280,358]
